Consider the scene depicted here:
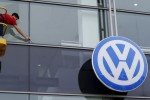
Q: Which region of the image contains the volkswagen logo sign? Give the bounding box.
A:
[92,36,148,92]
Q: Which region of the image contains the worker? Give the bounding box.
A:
[0,12,30,41]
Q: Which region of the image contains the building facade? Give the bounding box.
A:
[0,0,150,100]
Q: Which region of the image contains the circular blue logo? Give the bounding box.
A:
[92,36,148,92]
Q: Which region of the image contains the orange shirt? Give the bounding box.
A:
[2,14,17,25]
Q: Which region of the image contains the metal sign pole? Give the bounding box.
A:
[108,0,118,36]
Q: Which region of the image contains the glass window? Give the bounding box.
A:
[30,3,99,48]
[30,94,150,100]
[0,93,28,100]
[30,95,105,100]
[30,46,92,93]
[1,45,150,97]
[115,0,150,12]
[0,45,29,91]
[0,1,29,42]
[28,0,98,6]
[116,12,150,47]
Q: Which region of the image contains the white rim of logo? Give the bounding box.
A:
[92,36,148,92]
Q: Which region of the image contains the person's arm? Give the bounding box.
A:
[13,25,30,41]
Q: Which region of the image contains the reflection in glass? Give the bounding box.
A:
[116,12,150,47]
[115,0,150,12]
[30,46,92,93]
[1,44,150,98]
[30,94,109,100]
[30,3,99,48]
[30,0,98,6]
[0,93,28,100]
[0,45,29,91]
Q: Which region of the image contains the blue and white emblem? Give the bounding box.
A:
[92,36,148,92]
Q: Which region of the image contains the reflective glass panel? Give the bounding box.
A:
[30,46,92,93]
[30,95,106,100]
[1,44,150,97]
[30,94,150,100]
[116,12,150,47]
[0,93,28,100]
[30,3,99,48]
[115,0,150,12]
[0,45,29,91]
[28,0,98,6]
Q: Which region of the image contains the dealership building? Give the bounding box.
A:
[0,0,150,100]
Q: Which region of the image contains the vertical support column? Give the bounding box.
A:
[108,0,118,36]
[98,0,106,40]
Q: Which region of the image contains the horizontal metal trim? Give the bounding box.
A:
[141,47,150,54]
[8,42,150,54]
[116,9,150,15]
[105,8,150,15]
[7,42,94,51]
[0,90,150,99]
